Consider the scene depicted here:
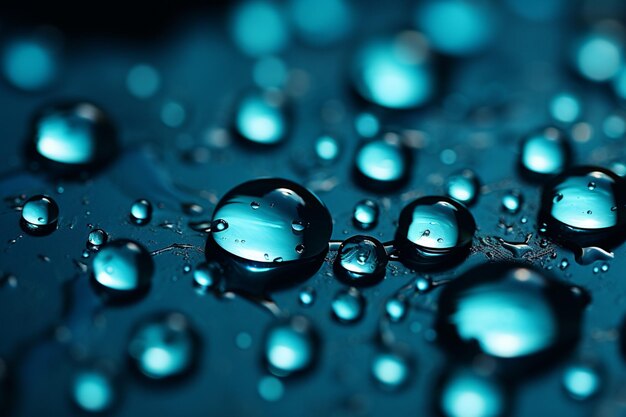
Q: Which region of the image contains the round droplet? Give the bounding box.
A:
[414,0,496,56]
[331,287,365,323]
[549,92,581,124]
[353,134,412,191]
[395,196,476,269]
[288,0,353,47]
[193,262,220,292]
[234,90,288,146]
[354,112,380,138]
[501,191,523,214]
[334,235,388,286]
[351,31,434,109]
[446,169,480,206]
[415,276,433,293]
[20,195,59,236]
[436,263,585,369]
[603,113,626,139]
[230,0,289,57]
[438,368,506,417]
[160,101,186,128]
[258,376,284,402]
[130,199,153,226]
[92,239,154,299]
[29,102,118,173]
[562,362,601,401]
[539,167,626,248]
[128,312,197,380]
[126,64,160,99]
[298,287,316,306]
[574,31,623,82]
[206,178,332,292]
[87,229,108,249]
[3,37,58,91]
[385,297,408,322]
[71,369,115,413]
[253,56,287,89]
[352,199,380,230]
[314,135,340,163]
[371,352,410,390]
[264,316,317,376]
[519,126,571,179]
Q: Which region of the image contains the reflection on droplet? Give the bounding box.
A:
[92,239,154,298]
[331,287,365,323]
[130,199,153,226]
[351,31,434,109]
[207,178,332,292]
[436,263,585,367]
[395,196,476,269]
[21,194,59,236]
[128,312,198,380]
[334,235,387,286]
[446,169,480,206]
[264,316,317,376]
[519,126,571,179]
[234,91,288,146]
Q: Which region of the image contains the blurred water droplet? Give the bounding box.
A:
[574,31,623,82]
[264,316,317,376]
[438,368,506,417]
[193,262,220,292]
[3,36,59,91]
[130,199,153,226]
[230,0,289,57]
[562,361,601,401]
[331,287,365,323]
[314,135,340,163]
[234,90,288,146]
[549,92,581,124]
[288,0,353,46]
[298,286,316,306]
[352,199,379,230]
[354,112,380,138]
[446,169,480,206]
[353,134,412,191]
[258,376,284,401]
[371,351,410,390]
[519,126,571,179]
[160,101,186,128]
[385,297,407,322]
[71,369,115,413]
[20,195,59,236]
[501,190,523,214]
[126,64,160,99]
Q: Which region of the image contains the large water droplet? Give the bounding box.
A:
[331,287,365,323]
[436,263,585,369]
[395,196,476,269]
[438,368,507,417]
[334,235,388,286]
[351,31,434,109]
[29,102,118,173]
[539,167,626,248]
[206,178,332,292]
[71,368,116,413]
[92,239,154,299]
[446,169,480,206]
[519,126,571,179]
[20,194,59,236]
[353,133,412,191]
[128,312,198,380]
[352,199,380,230]
[264,316,317,376]
[234,90,288,146]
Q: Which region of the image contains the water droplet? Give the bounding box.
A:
[385,297,408,322]
[128,312,198,380]
[501,190,523,214]
[351,31,434,109]
[264,316,317,376]
[438,368,506,417]
[193,262,220,292]
[354,112,380,138]
[230,0,289,57]
[549,92,581,124]
[562,362,601,401]
[20,195,59,236]
[87,229,108,249]
[236,332,252,349]
[539,167,626,248]
[160,101,186,128]
[258,376,284,402]
[519,126,571,179]
[314,135,341,162]
[126,64,160,99]
[395,196,476,269]
[234,90,288,146]
[436,263,585,368]
[92,239,154,299]
[446,169,480,206]
[574,31,623,82]
[298,287,316,306]
[206,178,332,292]
[371,351,410,390]
[559,259,569,270]
[353,134,412,191]
[289,0,353,47]
[3,36,58,91]
[602,113,626,139]
[253,56,287,89]
[130,199,153,226]
[352,199,380,230]
[334,235,387,286]
[415,276,433,293]
[71,369,115,413]
[331,287,365,323]
[30,102,118,172]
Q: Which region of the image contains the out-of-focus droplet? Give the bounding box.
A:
[354,112,380,138]
[331,287,365,323]
[126,64,160,99]
[351,31,435,109]
[71,369,115,413]
[92,239,154,298]
[87,229,108,249]
[414,0,496,56]
[288,0,352,46]
[446,169,480,206]
[298,286,316,306]
[314,135,340,163]
[3,37,58,91]
[130,199,153,226]
[193,262,220,292]
[385,297,408,322]
[395,196,476,269]
[549,92,581,124]
[562,361,601,401]
[253,56,287,89]
[264,316,317,376]
[353,134,412,191]
[20,194,59,236]
[334,235,387,286]
[352,199,380,230]
[160,101,186,128]
[30,102,118,173]
[371,351,410,390]
[501,191,523,214]
[519,126,571,179]
[436,263,585,368]
[603,113,626,139]
[207,178,332,292]
[438,368,506,417]
[230,0,289,57]
[258,376,284,401]
[574,31,623,82]
[539,167,626,248]
[128,312,197,380]
[234,90,288,146]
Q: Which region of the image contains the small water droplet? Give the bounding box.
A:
[193,262,220,292]
[334,235,387,286]
[258,376,284,402]
[331,287,365,324]
[234,90,288,146]
[562,361,602,401]
[264,316,317,376]
[353,134,412,191]
[298,287,316,306]
[314,135,341,162]
[353,199,380,230]
[130,199,153,226]
[71,368,116,413]
[371,351,410,390]
[446,169,480,206]
[87,229,108,249]
[519,126,571,179]
[438,367,506,417]
[385,297,408,322]
[20,195,59,236]
[501,191,523,214]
